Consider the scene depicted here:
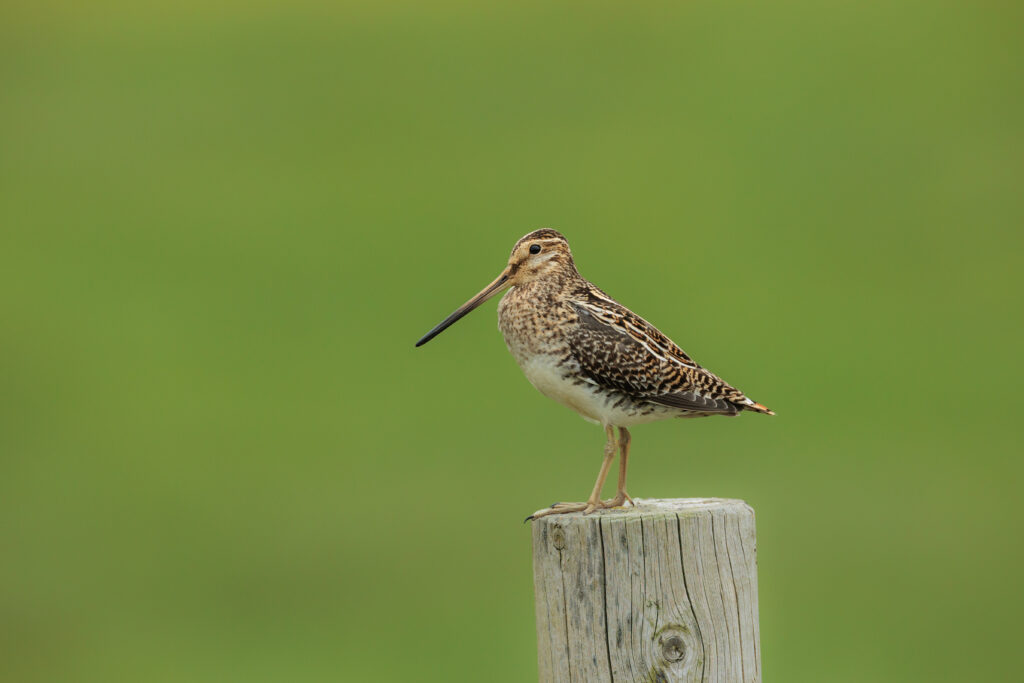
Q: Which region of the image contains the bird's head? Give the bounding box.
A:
[415,228,576,347]
[505,228,575,285]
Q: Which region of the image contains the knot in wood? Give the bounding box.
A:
[660,633,686,663]
[550,525,566,550]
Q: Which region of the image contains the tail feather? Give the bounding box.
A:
[742,398,775,416]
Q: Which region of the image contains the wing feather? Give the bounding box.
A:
[566,298,747,415]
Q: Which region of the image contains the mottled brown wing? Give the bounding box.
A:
[566,300,744,414]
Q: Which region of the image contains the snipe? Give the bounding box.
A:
[415,229,773,520]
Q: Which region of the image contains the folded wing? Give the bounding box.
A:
[566,297,750,416]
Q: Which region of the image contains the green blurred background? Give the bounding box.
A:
[2,1,1022,681]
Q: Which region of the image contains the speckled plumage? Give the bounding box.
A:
[496,230,772,425]
[416,228,772,519]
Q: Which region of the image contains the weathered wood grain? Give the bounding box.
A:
[531,498,760,683]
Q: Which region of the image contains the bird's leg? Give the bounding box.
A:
[526,426,618,521]
[605,427,635,508]
[583,425,619,508]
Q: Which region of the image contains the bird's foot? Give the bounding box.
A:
[602,490,636,509]
[525,500,604,522]
[525,494,640,521]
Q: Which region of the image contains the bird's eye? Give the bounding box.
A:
[529,244,541,254]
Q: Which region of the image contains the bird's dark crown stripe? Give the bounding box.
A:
[522,228,566,241]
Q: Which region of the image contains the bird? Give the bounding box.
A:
[415,229,773,521]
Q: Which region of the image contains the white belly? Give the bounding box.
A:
[518,355,672,427]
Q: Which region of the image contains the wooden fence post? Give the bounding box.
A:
[531,498,761,683]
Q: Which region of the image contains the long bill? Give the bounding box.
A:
[415,267,513,347]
